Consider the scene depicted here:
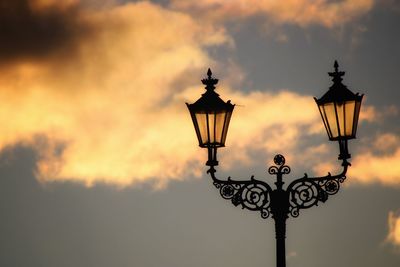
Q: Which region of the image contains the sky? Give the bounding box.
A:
[0,0,399,266]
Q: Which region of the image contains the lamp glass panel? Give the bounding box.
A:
[318,105,330,138]
[208,113,215,144]
[352,100,362,137]
[321,103,338,139]
[221,111,232,144]
[335,102,345,137]
[344,101,356,136]
[214,112,227,144]
[195,113,208,145]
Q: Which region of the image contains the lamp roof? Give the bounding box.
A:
[186,68,234,112]
[315,61,363,104]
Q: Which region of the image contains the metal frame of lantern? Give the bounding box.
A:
[315,60,363,160]
[186,68,234,166]
[186,62,363,267]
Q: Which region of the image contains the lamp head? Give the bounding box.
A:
[186,69,235,166]
[314,61,363,141]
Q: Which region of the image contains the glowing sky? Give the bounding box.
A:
[0,0,399,266]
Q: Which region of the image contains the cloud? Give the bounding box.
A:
[0,0,338,188]
[0,0,387,189]
[0,0,231,187]
[169,0,375,28]
[166,84,377,178]
[0,0,334,187]
[386,211,400,249]
[0,0,90,63]
[314,132,400,187]
[349,149,400,186]
[182,90,320,173]
[349,131,400,186]
[218,90,320,166]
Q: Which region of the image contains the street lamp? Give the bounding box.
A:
[186,61,363,267]
[186,68,234,167]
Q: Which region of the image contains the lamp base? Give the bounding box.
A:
[206,160,218,166]
[338,140,351,160]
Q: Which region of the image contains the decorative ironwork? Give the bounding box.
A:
[207,154,349,220]
[287,161,348,217]
[208,168,273,219]
[268,154,291,176]
[206,154,350,267]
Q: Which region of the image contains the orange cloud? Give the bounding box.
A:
[386,211,400,249]
[314,132,400,187]
[0,0,386,189]
[170,0,375,28]
[203,89,321,168]
[0,1,230,187]
[178,86,376,174]
[29,0,78,11]
[349,149,400,186]
[349,132,400,186]
[220,90,319,165]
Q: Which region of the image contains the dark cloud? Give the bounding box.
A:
[0,0,91,62]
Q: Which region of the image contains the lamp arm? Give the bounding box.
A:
[286,159,350,218]
[207,166,274,219]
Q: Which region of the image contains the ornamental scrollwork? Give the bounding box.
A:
[268,154,291,176]
[212,176,273,219]
[287,172,347,218]
[207,154,349,221]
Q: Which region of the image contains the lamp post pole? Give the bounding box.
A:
[271,174,288,267]
[186,62,363,267]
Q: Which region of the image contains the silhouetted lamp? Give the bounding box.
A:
[186,68,234,166]
[314,61,363,160]
[186,62,364,267]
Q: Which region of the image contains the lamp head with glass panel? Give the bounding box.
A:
[186,69,235,166]
[315,61,363,160]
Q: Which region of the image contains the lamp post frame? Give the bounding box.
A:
[186,62,363,267]
[208,154,349,267]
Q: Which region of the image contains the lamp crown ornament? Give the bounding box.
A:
[201,68,219,91]
[328,60,345,84]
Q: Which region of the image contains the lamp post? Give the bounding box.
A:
[186,61,363,267]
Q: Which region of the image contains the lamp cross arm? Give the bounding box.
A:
[207,166,274,219]
[286,159,350,218]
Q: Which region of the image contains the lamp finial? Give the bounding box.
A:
[207,68,212,78]
[202,68,219,91]
[328,60,345,83]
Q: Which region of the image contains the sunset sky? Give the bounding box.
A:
[0,0,399,266]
